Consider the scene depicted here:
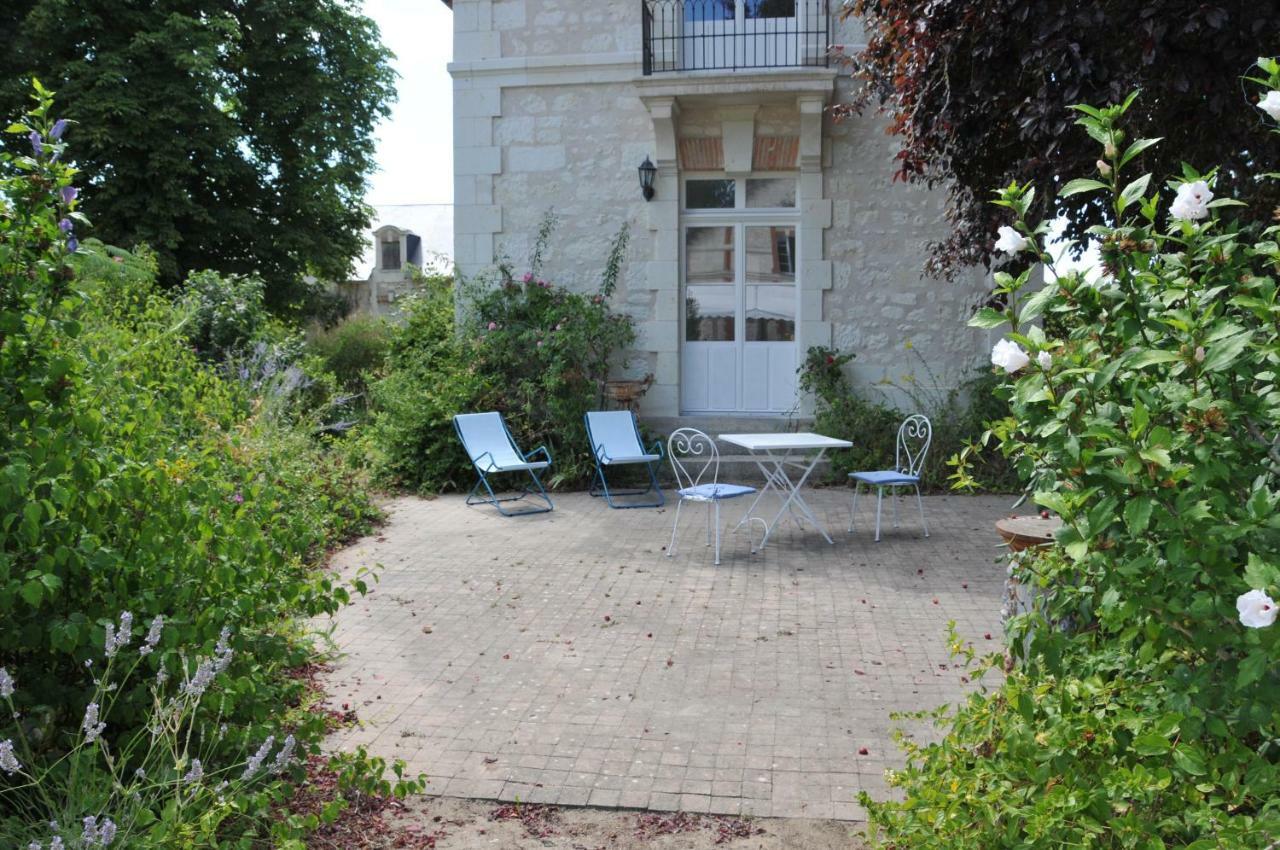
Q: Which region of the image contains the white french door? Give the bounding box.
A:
[681,0,800,70]
[681,219,798,413]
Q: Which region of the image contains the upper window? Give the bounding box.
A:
[685,177,797,210]
[686,179,737,209]
[746,178,796,208]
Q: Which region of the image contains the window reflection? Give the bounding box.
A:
[684,0,734,22]
[744,0,796,18]
[686,179,737,209]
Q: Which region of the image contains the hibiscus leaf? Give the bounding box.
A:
[1119,138,1162,169]
[1060,178,1109,197]
[1123,497,1154,534]
[969,307,1010,329]
[1118,174,1151,212]
[1171,744,1207,776]
[1199,331,1252,371]
[1243,553,1279,590]
[1238,651,1269,688]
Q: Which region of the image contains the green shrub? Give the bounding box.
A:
[368,220,637,492]
[0,85,393,845]
[178,268,273,361]
[366,274,489,492]
[864,84,1280,848]
[798,346,1016,492]
[306,313,393,400]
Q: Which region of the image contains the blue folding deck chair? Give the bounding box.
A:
[453,412,553,516]
[584,410,665,508]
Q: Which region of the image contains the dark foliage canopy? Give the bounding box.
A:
[0,1,397,308]
[835,1,1280,278]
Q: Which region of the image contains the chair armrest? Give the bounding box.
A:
[648,439,665,460]
[472,450,497,472]
[594,443,611,463]
[525,445,553,465]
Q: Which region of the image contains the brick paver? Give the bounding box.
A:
[323,490,1010,821]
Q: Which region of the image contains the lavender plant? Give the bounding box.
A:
[0,613,297,847]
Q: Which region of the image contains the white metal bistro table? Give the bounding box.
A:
[718,432,852,551]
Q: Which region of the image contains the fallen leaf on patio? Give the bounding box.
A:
[483,757,498,764]
[854,669,866,675]
[858,747,869,755]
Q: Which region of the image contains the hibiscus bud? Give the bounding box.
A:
[1103,141,1117,159]
[1096,159,1112,177]
[1194,345,1205,363]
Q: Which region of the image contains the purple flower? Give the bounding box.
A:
[66,236,79,253]
[61,186,78,205]
[49,119,69,140]
[232,492,244,504]
[58,219,73,234]
[28,132,42,156]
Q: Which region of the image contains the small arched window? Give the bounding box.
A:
[380,231,402,271]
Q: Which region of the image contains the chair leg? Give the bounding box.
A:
[892,487,899,528]
[915,485,929,537]
[705,502,712,547]
[714,501,722,565]
[847,482,860,533]
[874,486,884,543]
[667,499,684,558]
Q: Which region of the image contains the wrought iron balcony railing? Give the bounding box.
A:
[642,0,831,75]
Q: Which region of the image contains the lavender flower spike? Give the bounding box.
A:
[0,667,14,699]
[270,734,296,774]
[0,739,22,774]
[97,819,117,846]
[241,735,275,780]
[81,702,106,743]
[139,615,163,656]
[49,118,69,140]
[183,758,204,784]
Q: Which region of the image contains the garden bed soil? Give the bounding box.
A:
[344,795,866,849]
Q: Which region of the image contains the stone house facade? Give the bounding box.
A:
[445,0,994,421]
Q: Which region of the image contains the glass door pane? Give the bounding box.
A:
[685,225,736,342]
[743,225,796,412]
[743,0,797,66]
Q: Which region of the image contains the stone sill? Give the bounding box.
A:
[633,66,837,104]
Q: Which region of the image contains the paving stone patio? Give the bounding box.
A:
[322,489,1012,821]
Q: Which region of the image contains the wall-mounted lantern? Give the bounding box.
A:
[638,156,657,201]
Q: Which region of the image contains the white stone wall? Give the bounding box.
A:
[450,0,994,418]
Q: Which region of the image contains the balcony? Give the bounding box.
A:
[642,0,831,76]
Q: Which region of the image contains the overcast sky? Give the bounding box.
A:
[363,0,454,206]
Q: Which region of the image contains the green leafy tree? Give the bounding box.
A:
[0,0,396,309]
[837,1,1280,280]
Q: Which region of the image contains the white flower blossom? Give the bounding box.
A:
[81,702,106,743]
[994,225,1029,255]
[1259,90,1280,122]
[1169,180,1213,221]
[991,339,1031,374]
[27,841,41,850]
[0,668,14,699]
[49,838,63,850]
[139,616,164,656]
[242,735,275,780]
[0,739,21,774]
[1036,350,1053,370]
[1194,345,1206,363]
[1237,589,1278,629]
[183,759,204,784]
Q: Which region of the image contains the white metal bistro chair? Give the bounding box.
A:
[666,428,759,565]
[847,414,932,542]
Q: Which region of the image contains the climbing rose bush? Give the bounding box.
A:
[869,72,1280,848]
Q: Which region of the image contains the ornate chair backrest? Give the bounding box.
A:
[667,428,719,494]
[895,414,933,478]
